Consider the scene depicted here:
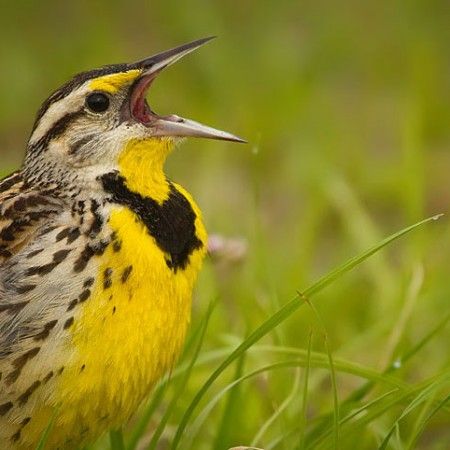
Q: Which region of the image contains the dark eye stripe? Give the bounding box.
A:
[28,108,84,156]
[32,63,130,133]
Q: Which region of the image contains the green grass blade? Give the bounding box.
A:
[406,393,450,449]
[398,312,450,368]
[171,215,440,449]
[347,311,450,404]
[324,334,339,450]
[377,373,450,449]
[213,351,246,449]
[248,345,409,390]
[35,408,58,450]
[379,263,424,369]
[297,330,313,449]
[303,296,340,449]
[308,311,450,441]
[109,429,125,450]
[268,390,399,450]
[184,350,416,447]
[313,372,449,449]
[302,214,442,298]
[187,360,314,443]
[251,367,301,447]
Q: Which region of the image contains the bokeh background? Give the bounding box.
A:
[1,1,449,449]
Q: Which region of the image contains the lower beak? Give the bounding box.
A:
[127,37,246,143]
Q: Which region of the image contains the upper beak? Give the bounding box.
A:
[126,37,246,143]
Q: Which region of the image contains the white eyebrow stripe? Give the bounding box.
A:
[29,84,89,145]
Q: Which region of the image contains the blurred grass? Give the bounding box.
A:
[1,0,449,449]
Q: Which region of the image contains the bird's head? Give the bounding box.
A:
[24,37,243,195]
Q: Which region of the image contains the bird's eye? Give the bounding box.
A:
[86,92,110,113]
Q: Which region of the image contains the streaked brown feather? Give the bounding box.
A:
[0,172,63,264]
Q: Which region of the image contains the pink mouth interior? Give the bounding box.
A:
[130,74,155,124]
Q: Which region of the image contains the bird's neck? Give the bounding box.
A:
[116,138,174,202]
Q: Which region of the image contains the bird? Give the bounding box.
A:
[0,37,243,449]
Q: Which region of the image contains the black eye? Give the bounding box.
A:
[86,92,110,113]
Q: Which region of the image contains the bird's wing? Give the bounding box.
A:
[0,172,63,263]
[0,171,68,354]
[0,171,84,439]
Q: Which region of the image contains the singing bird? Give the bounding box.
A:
[0,37,243,449]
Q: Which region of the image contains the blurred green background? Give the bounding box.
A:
[1,1,449,449]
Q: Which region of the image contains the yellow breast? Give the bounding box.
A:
[24,198,207,448]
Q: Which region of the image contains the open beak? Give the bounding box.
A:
[126,37,246,143]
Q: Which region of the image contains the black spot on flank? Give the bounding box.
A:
[26,249,70,277]
[94,240,109,256]
[43,371,54,383]
[73,240,109,273]
[0,226,15,241]
[21,417,31,427]
[15,284,37,294]
[17,380,41,406]
[0,248,12,258]
[121,265,133,283]
[80,364,85,372]
[26,248,44,259]
[0,401,13,416]
[113,240,122,252]
[64,317,74,329]
[39,225,58,236]
[55,228,71,241]
[76,200,86,214]
[26,262,58,276]
[101,172,203,271]
[53,249,71,263]
[11,430,21,442]
[79,289,91,303]
[83,277,95,288]
[6,347,41,384]
[88,200,103,236]
[2,194,53,218]
[73,245,95,272]
[103,268,113,289]
[55,226,80,245]
[67,228,81,244]
[58,367,64,375]
[112,306,116,314]
[33,320,58,341]
[67,299,78,311]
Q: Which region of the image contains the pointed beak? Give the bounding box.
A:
[125,37,246,143]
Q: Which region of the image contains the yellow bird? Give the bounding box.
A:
[0,37,243,449]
